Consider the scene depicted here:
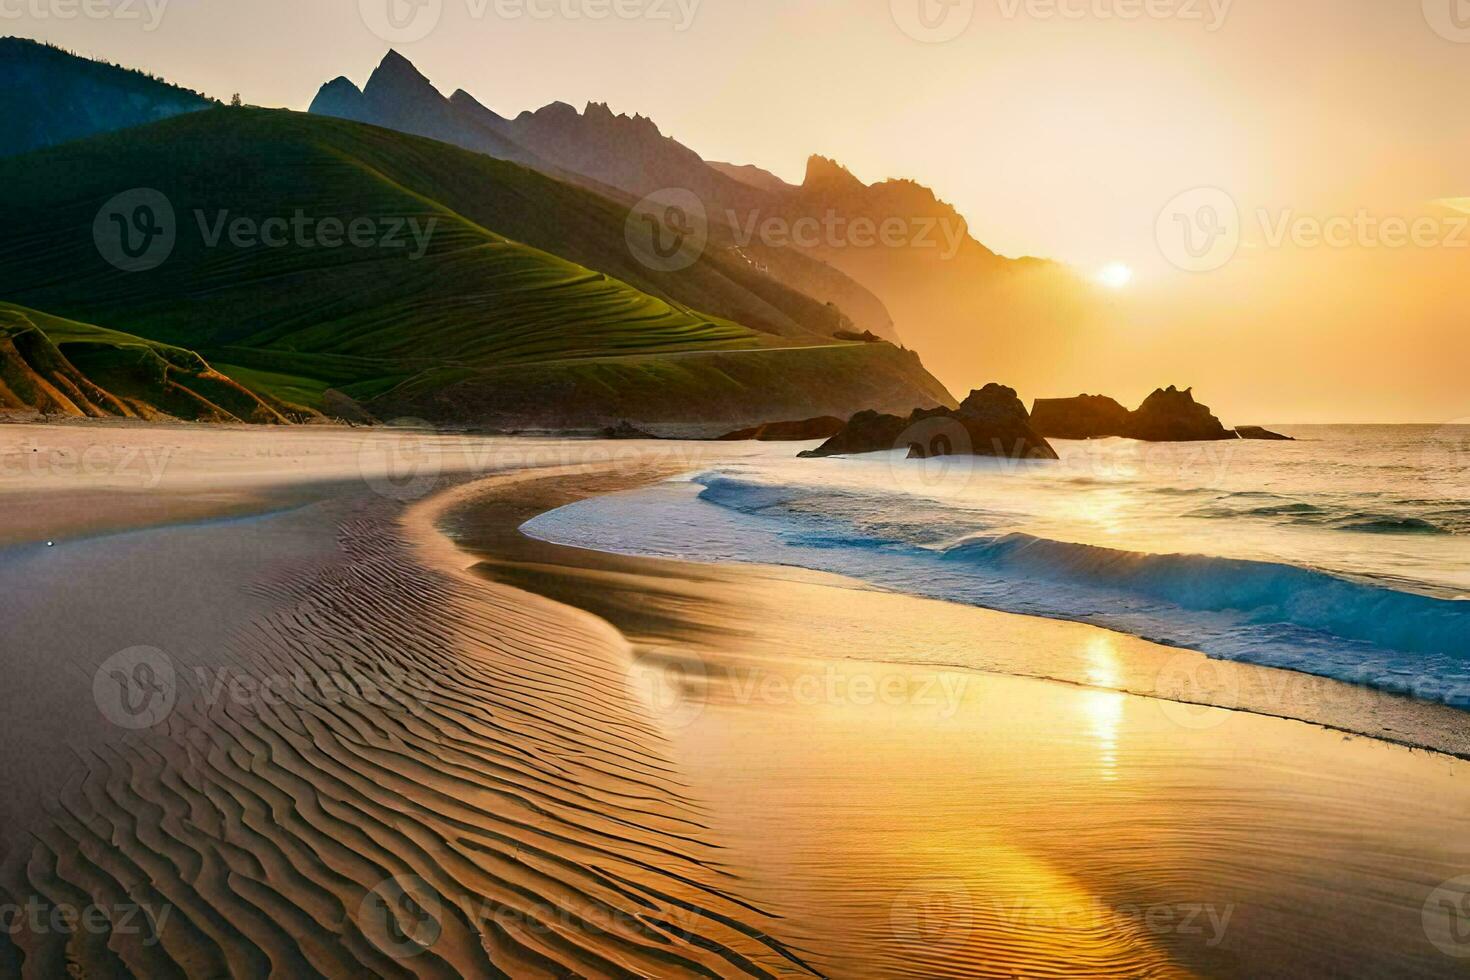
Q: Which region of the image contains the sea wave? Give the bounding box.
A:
[1183,491,1468,535]
[693,472,1470,705]
[941,532,1468,659]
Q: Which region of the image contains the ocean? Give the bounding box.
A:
[525,426,1470,709]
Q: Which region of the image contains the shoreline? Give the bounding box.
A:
[438,463,1470,978]
[3,424,1468,977]
[455,469,1470,763]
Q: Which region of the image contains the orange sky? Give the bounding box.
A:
[15,0,1470,421]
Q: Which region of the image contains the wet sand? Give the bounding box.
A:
[448,467,1470,979]
[2,424,1469,977]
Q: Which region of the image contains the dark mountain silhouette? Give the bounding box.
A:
[308,51,1097,386]
[309,50,543,169]
[0,36,212,157]
[310,52,903,343]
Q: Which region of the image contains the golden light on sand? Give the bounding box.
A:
[1096,262,1134,290]
[1083,637,1125,781]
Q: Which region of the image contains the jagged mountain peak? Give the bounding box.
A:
[309,76,365,118]
[319,75,362,95]
[365,49,439,96]
[804,155,866,192]
[376,48,420,75]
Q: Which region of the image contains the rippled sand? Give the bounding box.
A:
[3,424,1469,978]
[0,427,807,977]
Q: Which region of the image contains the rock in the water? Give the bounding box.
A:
[1123,386,1237,442]
[797,410,911,458]
[1235,425,1294,441]
[799,384,1058,461]
[717,416,845,442]
[1031,394,1131,440]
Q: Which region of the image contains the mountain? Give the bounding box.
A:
[766,155,1095,398]
[0,108,952,427]
[0,37,213,157]
[309,50,543,170]
[310,53,904,344]
[308,52,1098,387]
[709,161,794,194]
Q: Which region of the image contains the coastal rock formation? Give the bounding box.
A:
[717,416,845,442]
[0,309,299,423]
[1032,386,1239,443]
[1031,394,1131,440]
[1125,386,1237,442]
[1236,425,1295,441]
[0,316,129,418]
[800,384,1059,460]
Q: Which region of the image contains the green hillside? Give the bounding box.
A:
[0,108,953,424]
[0,303,301,422]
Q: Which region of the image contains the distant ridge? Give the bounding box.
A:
[307,50,1096,389]
[0,36,213,157]
[709,161,794,194]
[308,49,543,169]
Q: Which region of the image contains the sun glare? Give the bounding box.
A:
[1097,262,1134,289]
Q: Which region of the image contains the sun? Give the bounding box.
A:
[1097,262,1134,289]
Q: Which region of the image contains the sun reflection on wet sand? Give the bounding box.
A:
[1083,636,1127,781]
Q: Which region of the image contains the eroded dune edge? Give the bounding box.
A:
[0,466,816,978]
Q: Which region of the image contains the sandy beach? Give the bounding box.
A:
[2,423,1468,978]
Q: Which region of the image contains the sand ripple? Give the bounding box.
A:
[0,486,816,978]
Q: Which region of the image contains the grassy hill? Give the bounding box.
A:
[0,304,300,422]
[0,108,953,425]
[0,37,213,158]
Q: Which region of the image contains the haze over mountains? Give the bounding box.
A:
[0,37,212,157]
[0,38,953,427]
[311,51,1100,395]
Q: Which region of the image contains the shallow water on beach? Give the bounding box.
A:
[525,426,1470,711]
[461,478,1470,979]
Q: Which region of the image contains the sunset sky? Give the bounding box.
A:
[15,0,1470,421]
